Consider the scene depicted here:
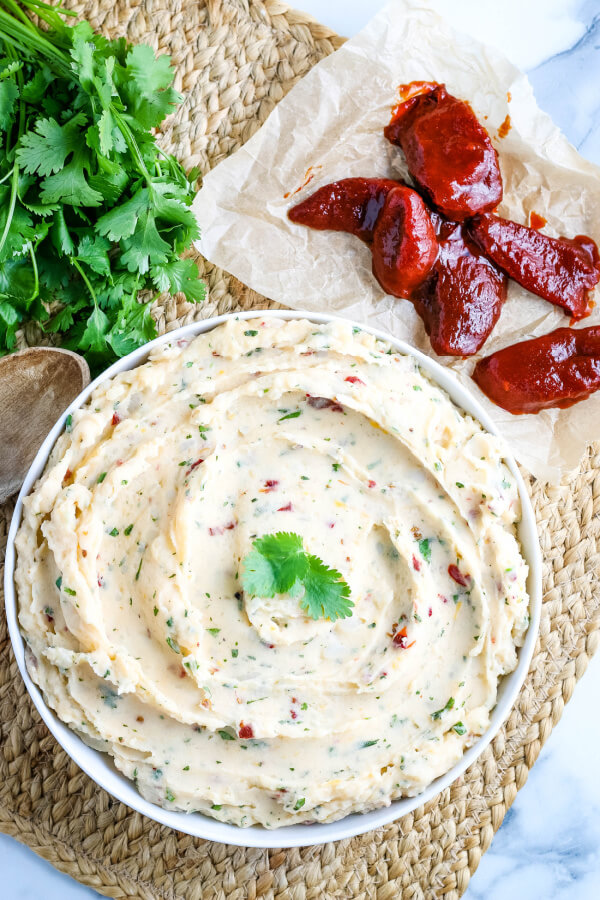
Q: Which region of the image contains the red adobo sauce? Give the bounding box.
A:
[371,184,438,299]
[469,214,600,319]
[412,214,507,356]
[473,327,600,413]
[287,81,600,410]
[384,82,503,221]
[288,177,398,242]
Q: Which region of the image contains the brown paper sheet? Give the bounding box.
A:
[193,0,600,481]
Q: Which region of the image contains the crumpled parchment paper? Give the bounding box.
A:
[193,0,600,482]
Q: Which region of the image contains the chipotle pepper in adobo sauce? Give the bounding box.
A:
[473,326,600,413]
[288,177,400,242]
[384,83,503,221]
[371,185,438,298]
[411,214,507,356]
[469,213,600,319]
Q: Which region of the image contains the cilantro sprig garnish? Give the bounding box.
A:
[0,0,205,370]
[241,532,353,622]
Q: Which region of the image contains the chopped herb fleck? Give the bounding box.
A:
[418,538,431,563]
[432,697,455,720]
[166,636,180,654]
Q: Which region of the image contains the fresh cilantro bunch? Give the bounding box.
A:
[0,0,205,370]
[241,532,354,621]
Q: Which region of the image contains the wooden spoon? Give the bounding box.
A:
[0,347,90,503]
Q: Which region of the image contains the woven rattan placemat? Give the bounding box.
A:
[1,2,600,897]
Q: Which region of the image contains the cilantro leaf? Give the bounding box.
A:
[17,114,86,177]
[40,146,104,207]
[79,306,109,356]
[151,258,206,302]
[119,207,170,273]
[0,3,206,370]
[240,532,353,622]
[95,189,148,242]
[76,234,111,276]
[300,554,353,621]
[240,549,277,598]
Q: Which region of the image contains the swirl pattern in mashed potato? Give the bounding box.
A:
[15,318,529,827]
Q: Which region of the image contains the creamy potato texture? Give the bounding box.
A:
[15,318,529,828]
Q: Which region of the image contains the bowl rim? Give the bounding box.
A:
[4,308,542,848]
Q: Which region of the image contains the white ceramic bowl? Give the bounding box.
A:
[4,309,542,848]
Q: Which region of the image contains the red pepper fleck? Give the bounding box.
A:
[97,576,104,588]
[292,697,297,703]
[328,522,335,529]
[412,554,421,572]
[448,564,469,586]
[261,479,279,492]
[186,458,204,476]
[239,722,254,739]
[344,376,365,385]
[306,394,344,412]
[438,593,448,604]
[277,502,293,512]
[368,479,376,489]
[111,412,121,426]
[428,607,432,617]
[290,709,298,720]
[393,626,416,649]
[224,521,237,530]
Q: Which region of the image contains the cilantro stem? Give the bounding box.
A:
[25,241,39,303]
[111,109,153,182]
[0,8,71,73]
[0,165,14,185]
[0,163,17,256]
[0,42,22,257]
[69,257,98,308]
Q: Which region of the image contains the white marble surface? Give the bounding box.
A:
[2,0,599,896]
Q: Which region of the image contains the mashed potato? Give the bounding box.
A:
[15,318,529,827]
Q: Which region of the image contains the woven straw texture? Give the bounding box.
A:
[1,1,600,898]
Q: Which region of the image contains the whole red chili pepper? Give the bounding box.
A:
[371,185,438,298]
[473,326,600,413]
[384,83,502,221]
[469,214,600,319]
[411,215,507,356]
[287,177,400,241]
